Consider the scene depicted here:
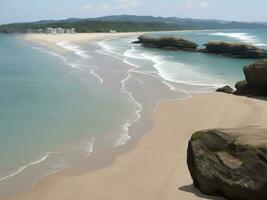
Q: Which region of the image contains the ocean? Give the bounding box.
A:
[0,29,266,197]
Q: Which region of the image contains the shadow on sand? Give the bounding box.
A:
[179,184,225,200]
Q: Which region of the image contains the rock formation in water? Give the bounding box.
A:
[133,34,198,51]
[203,41,267,59]
[187,128,267,200]
[234,59,267,96]
[134,35,267,59]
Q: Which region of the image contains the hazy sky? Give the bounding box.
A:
[1,0,267,24]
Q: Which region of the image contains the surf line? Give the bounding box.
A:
[0,152,53,182]
[115,59,143,147]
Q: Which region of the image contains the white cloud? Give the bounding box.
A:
[179,0,210,10]
[99,3,112,11]
[116,0,139,8]
[200,1,209,8]
[81,4,92,11]
[80,0,138,12]
[179,0,193,9]
[80,3,112,12]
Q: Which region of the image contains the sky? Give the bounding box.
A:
[1,0,267,24]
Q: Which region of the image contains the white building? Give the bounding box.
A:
[70,28,75,34]
[46,27,55,34]
[55,28,64,34]
[44,27,75,34]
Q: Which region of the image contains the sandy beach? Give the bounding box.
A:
[23,32,143,51]
[3,33,265,200]
[4,91,267,200]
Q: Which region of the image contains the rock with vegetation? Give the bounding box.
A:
[134,34,198,51]
[203,41,267,59]
[187,128,267,200]
[234,59,267,95]
[216,85,234,94]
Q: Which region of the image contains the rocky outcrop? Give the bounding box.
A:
[134,35,267,59]
[187,128,267,200]
[203,41,267,59]
[234,59,267,95]
[133,34,198,51]
[216,85,234,94]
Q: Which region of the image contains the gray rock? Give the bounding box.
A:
[187,128,267,200]
[234,60,267,96]
[216,85,234,94]
[134,34,198,51]
[203,41,267,59]
[244,59,267,92]
[234,80,249,95]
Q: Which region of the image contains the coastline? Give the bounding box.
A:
[5,92,267,200]
[4,32,267,200]
[22,32,144,51]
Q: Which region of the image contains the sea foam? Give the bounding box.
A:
[0,153,51,182]
[57,41,90,58]
[209,32,258,44]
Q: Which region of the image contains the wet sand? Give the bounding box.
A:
[23,32,143,51]
[5,92,267,200]
[6,33,267,200]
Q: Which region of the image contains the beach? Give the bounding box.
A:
[5,92,267,200]
[23,32,144,50]
[2,32,267,200]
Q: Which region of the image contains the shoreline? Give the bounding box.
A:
[5,92,267,200]
[22,32,144,51]
[4,32,267,200]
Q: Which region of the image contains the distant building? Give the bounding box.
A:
[109,29,117,33]
[70,28,75,34]
[55,28,65,34]
[44,27,75,34]
[46,27,55,34]
[64,29,70,34]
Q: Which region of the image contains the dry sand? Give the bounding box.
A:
[23,32,143,51]
[5,92,267,200]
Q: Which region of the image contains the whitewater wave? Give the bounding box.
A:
[97,41,122,59]
[141,52,224,88]
[209,32,258,44]
[114,58,143,147]
[122,45,224,89]
[90,69,104,84]
[254,43,267,47]
[85,137,96,157]
[57,41,90,58]
[124,46,148,61]
[0,152,53,182]
[32,46,82,71]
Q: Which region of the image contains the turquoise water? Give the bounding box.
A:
[100,29,267,89]
[0,29,267,196]
[0,35,131,185]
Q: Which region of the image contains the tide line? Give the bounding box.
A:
[0,152,52,182]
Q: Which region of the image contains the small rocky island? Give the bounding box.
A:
[134,34,267,59]
[202,41,267,59]
[187,128,267,200]
[133,34,198,51]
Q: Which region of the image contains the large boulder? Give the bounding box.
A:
[244,59,267,90]
[134,34,198,51]
[187,128,267,200]
[235,59,267,95]
[234,80,249,95]
[203,41,267,59]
